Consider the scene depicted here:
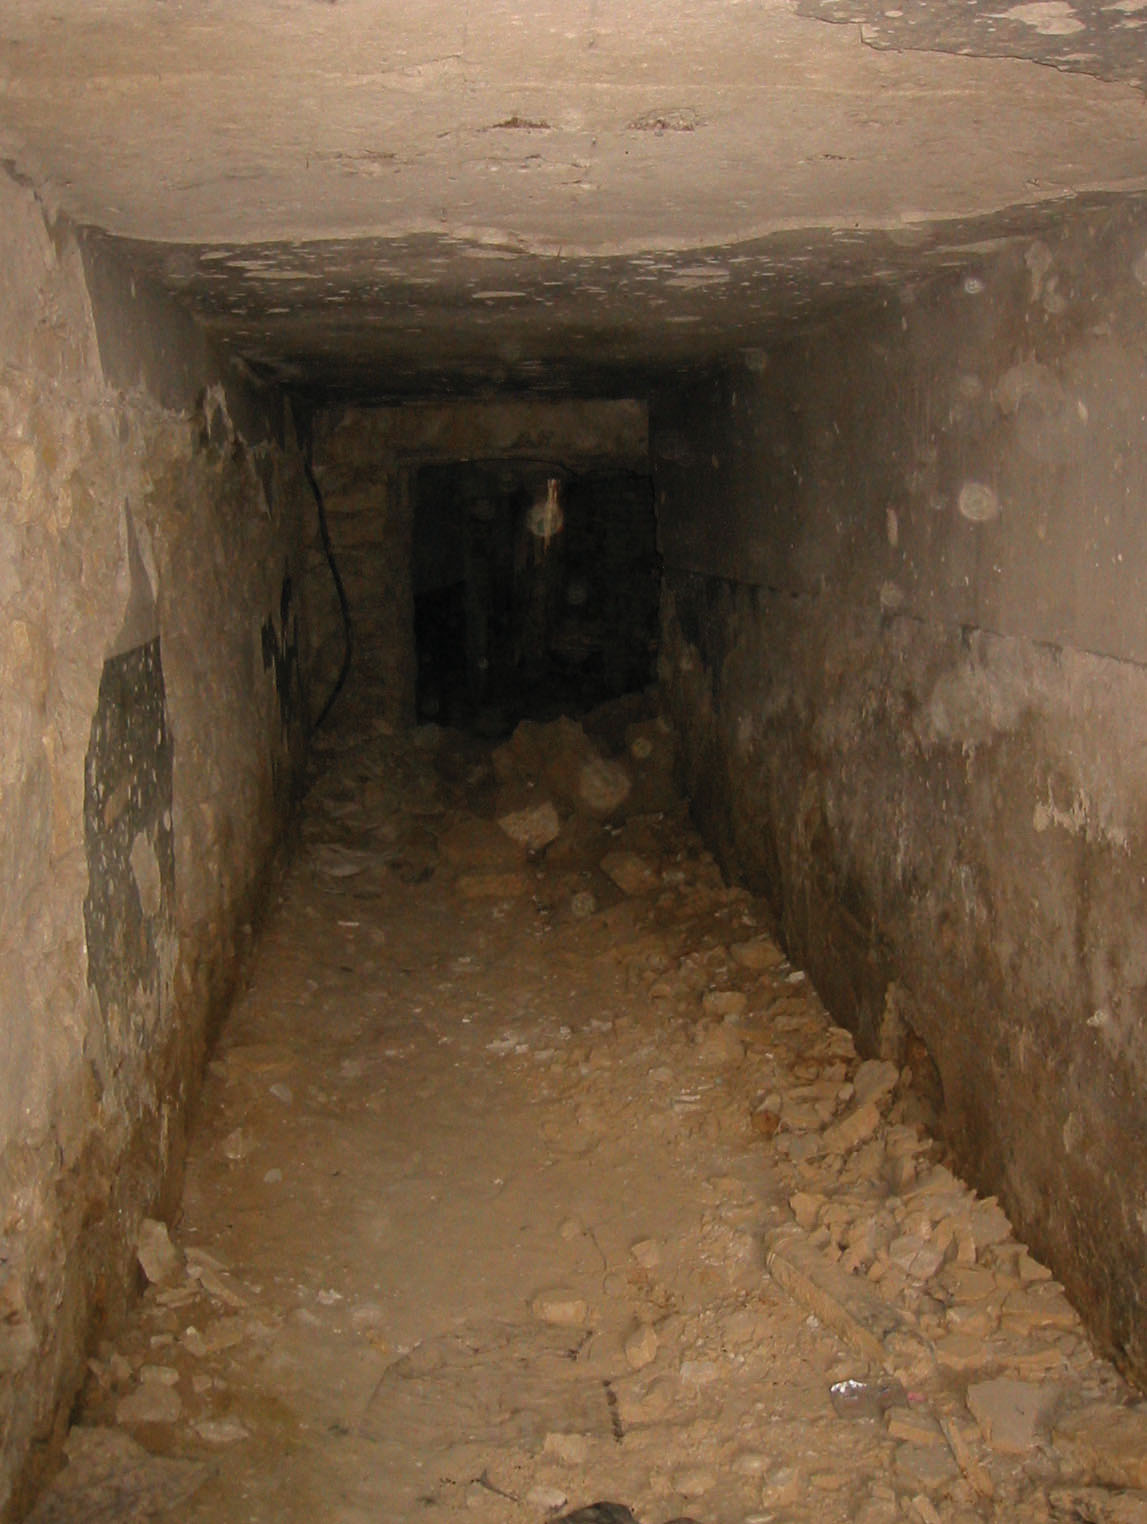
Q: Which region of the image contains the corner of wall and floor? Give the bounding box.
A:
[654,194,1147,1389]
[0,167,311,1518]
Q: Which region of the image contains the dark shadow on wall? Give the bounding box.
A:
[412,461,660,733]
[83,638,176,1070]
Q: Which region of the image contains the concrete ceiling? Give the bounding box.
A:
[2,0,1146,398]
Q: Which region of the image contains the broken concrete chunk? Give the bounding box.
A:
[600,850,659,896]
[115,1382,183,1426]
[887,1233,946,1282]
[934,1332,995,1373]
[730,936,786,971]
[766,1225,923,1369]
[970,1197,1012,1250]
[789,1191,824,1232]
[136,1218,183,1286]
[701,988,747,1021]
[936,1409,995,1500]
[887,1406,945,1446]
[630,1237,661,1270]
[25,1427,209,1522]
[138,1364,179,1387]
[966,1376,1060,1453]
[530,1287,590,1327]
[528,1485,570,1513]
[192,1417,250,1445]
[852,1059,900,1109]
[821,1099,882,1157]
[1053,1401,1147,1489]
[893,1443,960,1490]
[577,756,632,816]
[184,1249,251,1309]
[624,1322,659,1370]
[1002,1281,1077,1333]
[496,798,561,851]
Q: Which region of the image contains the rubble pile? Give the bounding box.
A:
[31,705,1147,1524]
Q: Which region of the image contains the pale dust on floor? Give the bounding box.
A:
[55,716,1145,1524]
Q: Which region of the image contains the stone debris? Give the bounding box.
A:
[135,1218,183,1286]
[455,869,530,899]
[577,754,633,816]
[601,851,660,896]
[765,1224,923,1369]
[852,1058,900,1108]
[630,1238,661,1270]
[624,1322,659,1370]
[531,1288,591,1327]
[730,935,786,971]
[496,797,562,851]
[192,1417,249,1445]
[528,1483,571,1510]
[699,988,746,1021]
[819,1097,882,1155]
[50,708,1147,1524]
[495,715,632,819]
[1049,1487,1147,1523]
[114,1382,183,1426]
[25,1427,209,1523]
[966,1376,1061,1453]
[184,1249,252,1309]
[1053,1401,1147,1489]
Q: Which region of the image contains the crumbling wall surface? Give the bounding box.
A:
[0,173,308,1517]
[655,197,1147,1383]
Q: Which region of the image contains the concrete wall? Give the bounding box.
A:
[306,400,648,727]
[0,172,309,1515]
[655,196,1147,1383]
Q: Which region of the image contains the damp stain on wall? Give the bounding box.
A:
[82,638,175,1055]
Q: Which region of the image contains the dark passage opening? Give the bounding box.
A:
[412,460,660,732]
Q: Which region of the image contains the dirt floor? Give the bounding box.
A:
[31,701,1147,1524]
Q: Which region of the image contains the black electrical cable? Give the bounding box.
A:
[303,442,352,729]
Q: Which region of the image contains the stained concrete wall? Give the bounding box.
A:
[306,400,648,727]
[655,196,1147,1383]
[0,172,309,1515]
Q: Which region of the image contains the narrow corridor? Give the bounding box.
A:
[33,704,1146,1524]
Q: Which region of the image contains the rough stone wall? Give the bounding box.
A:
[0,173,309,1516]
[306,400,648,727]
[306,409,415,728]
[655,197,1147,1384]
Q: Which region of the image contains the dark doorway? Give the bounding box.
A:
[412,461,659,731]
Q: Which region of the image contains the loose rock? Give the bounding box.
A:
[531,1288,590,1327]
[115,1383,183,1426]
[136,1219,183,1286]
[966,1376,1060,1453]
[624,1322,658,1371]
[497,798,562,851]
[1053,1401,1147,1489]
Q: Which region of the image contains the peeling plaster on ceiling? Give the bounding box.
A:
[2,0,1146,397]
[95,194,1143,397]
[797,0,1147,92]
